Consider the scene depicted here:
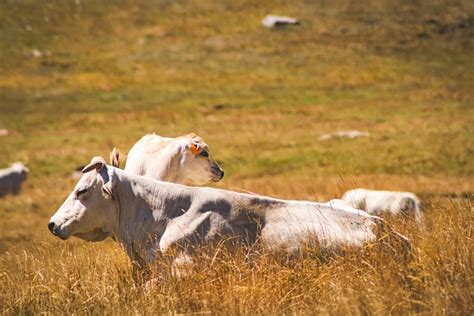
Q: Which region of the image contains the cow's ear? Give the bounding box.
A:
[185,134,203,155]
[101,168,116,200]
[82,156,107,173]
[189,143,201,155]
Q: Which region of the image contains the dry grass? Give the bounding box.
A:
[1,197,472,314]
[0,0,473,314]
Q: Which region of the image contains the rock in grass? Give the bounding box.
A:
[262,15,299,28]
[319,130,370,141]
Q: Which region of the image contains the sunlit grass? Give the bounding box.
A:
[1,200,472,314]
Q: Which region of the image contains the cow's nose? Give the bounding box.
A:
[219,170,224,179]
[48,222,55,233]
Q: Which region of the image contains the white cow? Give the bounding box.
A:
[0,162,29,197]
[342,188,421,223]
[121,133,224,186]
[49,157,410,272]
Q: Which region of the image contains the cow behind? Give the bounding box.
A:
[116,133,224,186]
[342,188,422,223]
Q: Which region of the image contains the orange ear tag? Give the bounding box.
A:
[190,143,200,155]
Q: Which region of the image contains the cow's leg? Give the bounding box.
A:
[120,241,153,286]
[142,251,193,290]
[159,210,212,253]
[12,184,21,195]
[131,257,152,286]
[171,252,194,277]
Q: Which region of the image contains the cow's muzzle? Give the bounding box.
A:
[48,221,68,240]
[211,164,224,182]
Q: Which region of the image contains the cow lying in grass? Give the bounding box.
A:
[0,162,29,197]
[48,157,410,274]
[112,133,224,185]
[342,188,422,223]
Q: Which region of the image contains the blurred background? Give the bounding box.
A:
[1,0,473,245]
[0,0,472,313]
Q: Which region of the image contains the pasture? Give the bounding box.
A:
[0,0,473,314]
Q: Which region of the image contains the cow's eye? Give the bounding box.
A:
[200,151,209,158]
[76,188,88,198]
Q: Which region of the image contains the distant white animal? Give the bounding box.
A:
[122,133,224,186]
[342,189,421,223]
[48,157,410,272]
[319,130,370,141]
[262,15,299,28]
[0,162,29,196]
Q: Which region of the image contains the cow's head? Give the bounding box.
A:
[177,133,224,186]
[11,162,29,180]
[48,157,117,242]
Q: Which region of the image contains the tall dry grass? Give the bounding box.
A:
[1,195,472,314]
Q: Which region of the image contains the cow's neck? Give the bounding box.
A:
[112,169,192,263]
[147,141,183,183]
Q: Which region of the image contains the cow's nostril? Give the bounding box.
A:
[48,222,55,233]
[220,170,224,178]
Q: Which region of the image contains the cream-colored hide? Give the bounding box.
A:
[123,133,224,186]
[49,157,410,270]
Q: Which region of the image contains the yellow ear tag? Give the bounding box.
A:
[190,143,200,155]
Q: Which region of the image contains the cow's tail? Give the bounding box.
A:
[110,147,125,168]
[372,216,412,255]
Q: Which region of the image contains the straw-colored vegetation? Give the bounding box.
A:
[0,0,473,314]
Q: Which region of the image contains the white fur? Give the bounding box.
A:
[342,188,421,223]
[49,158,410,270]
[124,133,223,186]
[0,162,29,196]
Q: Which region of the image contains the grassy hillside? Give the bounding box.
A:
[0,0,473,314]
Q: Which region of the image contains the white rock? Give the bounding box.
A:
[319,130,370,140]
[32,49,42,58]
[262,15,298,28]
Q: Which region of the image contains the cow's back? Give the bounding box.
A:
[341,188,369,210]
[125,134,173,176]
[260,200,377,252]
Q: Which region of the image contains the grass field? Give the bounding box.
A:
[0,0,473,314]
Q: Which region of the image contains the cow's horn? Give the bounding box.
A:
[82,156,107,173]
